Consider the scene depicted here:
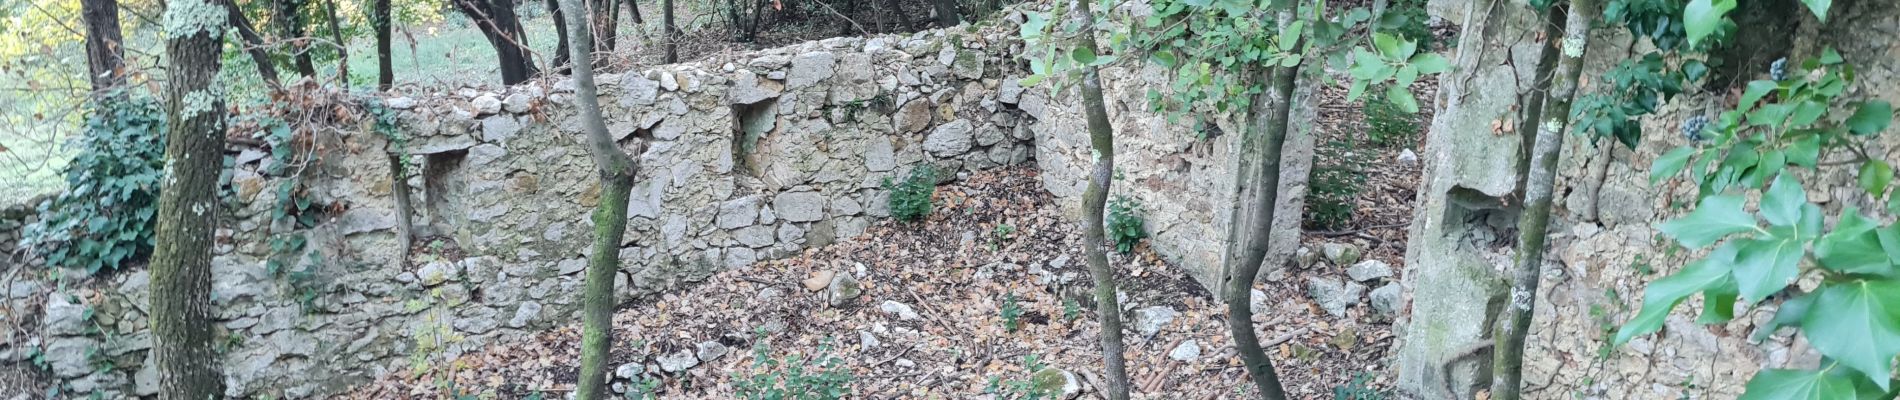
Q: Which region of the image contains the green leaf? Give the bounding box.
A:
[1752,293,1814,342]
[1280,54,1302,67]
[1386,85,1418,114]
[1410,53,1450,74]
[1651,147,1695,186]
[1801,280,1900,389]
[1733,231,1802,304]
[1741,80,1778,107]
[1396,65,1419,87]
[1685,0,1737,46]
[1815,210,1892,275]
[1788,135,1821,168]
[1800,0,1831,22]
[1349,48,1387,80]
[1372,33,1400,58]
[1346,79,1369,102]
[1279,21,1303,51]
[1658,195,1759,249]
[1697,278,1740,324]
[1848,100,1893,135]
[1613,244,1738,345]
[1791,100,1828,126]
[1879,224,1900,266]
[1761,173,1806,226]
[1019,74,1046,87]
[1739,369,1858,400]
[1861,160,1893,198]
[1151,50,1178,68]
[1071,47,1097,64]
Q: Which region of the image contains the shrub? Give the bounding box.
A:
[734,336,853,400]
[1000,293,1024,332]
[1305,141,1367,230]
[23,92,167,273]
[1106,196,1146,254]
[882,165,936,222]
[1364,98,1418,147]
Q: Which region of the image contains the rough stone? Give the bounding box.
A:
[1346,260,1394,282]
[859,330,880,350]
[717,196,761,229]
[481,115,523,143]
[509,301,542,328]
[502,92,533,113]
[1307,277,1365,318]
[44,336,97,378]
[695,341,729,361]
[615,363,644,379]
[1168,339,1202,361]
[1132,306,1178,339]
[827,273,862,307]
[1319,242,1361,266]
[418,260,460,286]
[658,349,699,372]
[729,70,783,104]
[43,295,87,335]
[773,191,827,222]
[924,119,975,156]
[894,99,934,134]
[787,51,837,88]
[471,94,503,115]
[879,300,920,320]
[623,75,660,105]
[1369,284,1402,317]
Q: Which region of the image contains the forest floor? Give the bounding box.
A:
[344,167,1414,400]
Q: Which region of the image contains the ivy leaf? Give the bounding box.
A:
[1410,53,1450,74]
[1684,0,1736,46]
[1847,100,1893,135]
[1799,0,1831,22]
[1739,369,1857,400]
[1879,224,1900,266]
[1791,100,1828,126]
[1697,277,1740,324]
[1651,147,1695,186]
[1815,210,1892,275]
[1733,229,1802,304]
[1152,50,1178,68]
[1787,135,1821,168]
[1741,80,1778,108]
[1861,160,1893,198]
[1761,173,1806,226]
[1279,21,1304,51]
[1613,243,1738,345]
[1752,293,1814,342]
[1386,85,1418,114]
[1658,195,1758,249]
[1345,79,1369,103]
[1071,47,1097,65]
[1801,280,1900,390]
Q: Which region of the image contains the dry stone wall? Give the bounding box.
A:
[1400,0,1900,398]
[0,17,1284,397]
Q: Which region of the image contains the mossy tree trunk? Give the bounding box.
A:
[560,0,642,397]
[1220,10,1303,400]
[1067,0,1129,397]
[151,0,230,397]
[1490,1,1596,398]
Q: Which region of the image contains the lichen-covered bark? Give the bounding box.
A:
[1490,1,1596,398]
[1070,0,1128,397]
[152,0,228,396]
[560,0,641,397]
[1220,18,1300,398]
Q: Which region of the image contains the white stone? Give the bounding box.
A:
[880,300,920,320]
[924,119,975,157]
[1169,339,1202,361]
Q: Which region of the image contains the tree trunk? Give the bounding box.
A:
[1221,10,1302,400]
[372,0,392,89]
[1069,0,1129,398]
[152,1,229,397]
[322,0,348,85]
[221,0,281,87]
[1489,1,1596,399]
[80,0,124,94]
[930,0,957,27]
[549,0,572,72]
[592,0,619,56]
[388,153,416,269]
[883,0,913,31]
[560,0,642,397]
[274,0,316,78]
[455,0,539,84]
[662,0,677,62]
[624,0,642,24]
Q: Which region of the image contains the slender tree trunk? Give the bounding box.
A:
[1221,10,1302,400]
[388,154,416,269]
[322,0,348,85]
[930,0,957,26]
[592,0,619,56]
[274,0,316,78]
[1512,7,1565,201]
[560,0,642,397]
[455,0,539,84]
[372,0,392,89]
[1068,0,1128,398]
[80,0,125,94]
[1490,1,1595,399]
[221,0,281,87]
[152,1,228,397]
[662,0,677,62]
[549,0,573,72]
[624,0,642,24]
[888,0,915,30]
